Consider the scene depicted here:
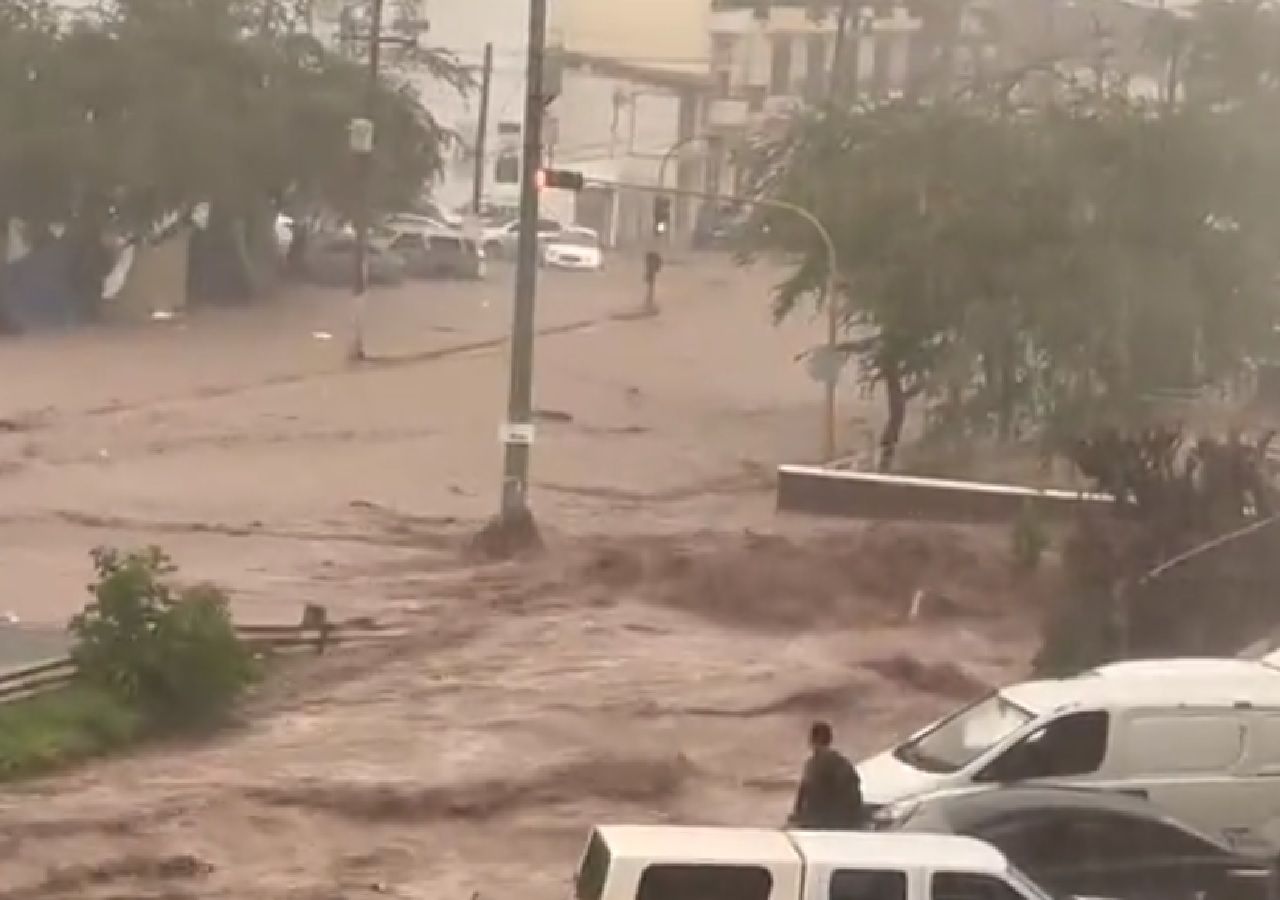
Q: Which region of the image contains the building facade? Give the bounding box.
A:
[542,0,710,244]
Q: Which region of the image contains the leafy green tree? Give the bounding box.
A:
[749,71,1280,468]
[1,0,465,306]
[70,547,255,726]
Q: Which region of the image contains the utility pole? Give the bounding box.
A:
[499,0,548,523]
[350,0,385,363]
[472,42,494,214]
[829,0,852,96]
[820,0,852,462]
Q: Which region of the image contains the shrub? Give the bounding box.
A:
[70,547,255,727]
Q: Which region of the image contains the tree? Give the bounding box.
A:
[0,0,465,310]
[747,69,1280,468]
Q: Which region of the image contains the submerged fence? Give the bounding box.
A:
[0,617,405,706]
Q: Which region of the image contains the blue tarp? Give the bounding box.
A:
[0,241,87,332]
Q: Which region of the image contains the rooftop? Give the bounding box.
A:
[1003,658,1280,715]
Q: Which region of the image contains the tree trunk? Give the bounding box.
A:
[879,362,909,471]
[997,336,1017,442]
[0,212,10,334]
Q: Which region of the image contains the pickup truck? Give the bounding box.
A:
[573,825,1075,900]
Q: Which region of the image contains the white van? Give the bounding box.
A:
[860,655,1280,850]
[575,825,1062,900]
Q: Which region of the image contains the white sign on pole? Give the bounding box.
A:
[500,423,536,446]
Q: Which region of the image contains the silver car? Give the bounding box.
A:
[305,235,406,287]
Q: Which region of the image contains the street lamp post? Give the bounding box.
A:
[349,0,385,364]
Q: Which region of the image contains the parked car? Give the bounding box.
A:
[878,786,1275,900]
[387,227,484,280]
[576,825,1064,900]
[405,197,463,230]
[857,657,1280,849]
[305,235,406,287]
[386,211,454,233]
[483,217,562,259]
[541,227,603,271]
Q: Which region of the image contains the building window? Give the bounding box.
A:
[770,35,793,96]
[715,69,732,98]
[712,34,736,69]
[494,151,520,185]
[638,865,773,900]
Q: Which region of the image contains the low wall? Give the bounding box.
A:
[776,465,1111,524]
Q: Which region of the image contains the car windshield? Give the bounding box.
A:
[556,231,599,249]
[894,692,1034,774]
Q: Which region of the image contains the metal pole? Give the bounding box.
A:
[829,0,852,96]
[499,0,548,521]
[472,42,494,215]
[657,134,705,192]
[351,0,385,364]
[820,0,854,462]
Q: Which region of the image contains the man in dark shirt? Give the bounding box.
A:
[789,720,864,830]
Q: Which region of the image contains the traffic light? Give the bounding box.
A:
[540,168,585,191]
[653,196,672,236]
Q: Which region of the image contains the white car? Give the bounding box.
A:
[541,227,603,271]
[482,217,563,260]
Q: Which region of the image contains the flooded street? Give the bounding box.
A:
[0,256,1039,898]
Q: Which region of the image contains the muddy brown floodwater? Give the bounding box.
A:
[0,257,1043,899]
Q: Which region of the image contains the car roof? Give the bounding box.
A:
[390,224,469,240]
[550,228,599,242]
[594,826,1010,874]
[917,786,1192,827]
[1001,658,1280,715]
[790,831,1009,874]
[594,826,797,867]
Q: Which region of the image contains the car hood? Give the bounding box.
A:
[858,748,950,806]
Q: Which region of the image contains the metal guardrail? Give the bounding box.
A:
[776,464,1111,523]
[0,619,407,708]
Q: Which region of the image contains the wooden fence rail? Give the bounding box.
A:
[0,619,406,708]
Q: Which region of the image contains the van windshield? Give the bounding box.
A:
[894,693,1034,774]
